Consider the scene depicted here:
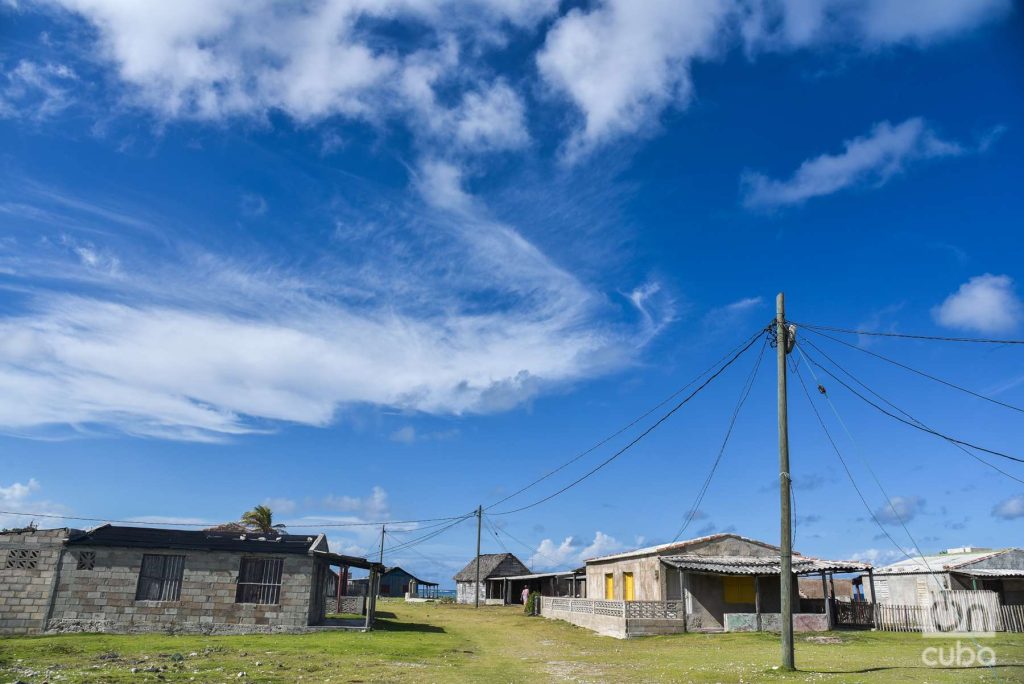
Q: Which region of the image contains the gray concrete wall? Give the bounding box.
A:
[0,528,68,635]
[47,545,317,634]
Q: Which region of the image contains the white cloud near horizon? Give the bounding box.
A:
[742,118,970,209]
[528,530,624,570]
[933,274,1023,333]
[0,478,67,530]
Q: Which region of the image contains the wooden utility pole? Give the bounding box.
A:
[474,505,483,608]
[379,524,386,565]
[776,292,795,670]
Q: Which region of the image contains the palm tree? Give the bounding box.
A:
[240,505,286,534]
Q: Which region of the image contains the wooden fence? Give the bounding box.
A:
[1002,604,1024,633]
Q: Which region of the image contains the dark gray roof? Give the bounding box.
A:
[453,553,530,582]
[68,524,321,556]
[661,554,872,576]
[382,566,438,586]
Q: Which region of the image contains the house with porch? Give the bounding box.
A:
[859,547,1024,606]
[539,533,871,638]
[0,524,384,635]
[453,553,530,604]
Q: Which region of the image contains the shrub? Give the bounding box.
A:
[524,591,541,616]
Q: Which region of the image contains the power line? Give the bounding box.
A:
[485,327,769,511]
[795,345,940,563]
[802,327,1024,414]
[800,337,1024,477]
[383,513,476,554]
[485,514,572,570]
[490,329,768,516]
[671,338,768,542]
[790,359,911,556]
[798,341,1024,466]
[793,322,1024,345]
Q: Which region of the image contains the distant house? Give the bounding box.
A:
[860,547,1024,606]
[453,553,531,604]
[499,568,587,603]
[540,533,871,638]
[348,566,440,598]
[0,525,383,635]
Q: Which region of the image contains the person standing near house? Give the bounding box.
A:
[521,585,530,605]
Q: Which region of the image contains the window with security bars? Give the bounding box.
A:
[235,557,284,604]
[135,554,185,601]
[4,548,40,569]
[77,551,96,570]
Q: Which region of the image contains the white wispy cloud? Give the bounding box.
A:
[0,60,78,120]
[0,163,670,441]
[741,118,969,209]
[537,1,1010,159]
[933,274,1023,333]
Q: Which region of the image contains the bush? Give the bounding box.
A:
[438,595,455,604]
[524,591,541,616]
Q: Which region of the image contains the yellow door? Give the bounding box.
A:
[624,572,635,601]
[604,574,614,600]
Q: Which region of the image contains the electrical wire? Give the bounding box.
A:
[793,321,1024,345]
[791,359,911,557]
[485,327,770,511]
[383,512,476,554]
[800,337,1024,480]
[670,338,768,542]
[802,327,1024,414]
[485,514,572,570]
[490,329,768,516]
[798,342,1024,465]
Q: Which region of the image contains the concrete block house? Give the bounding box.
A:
[861,547,1024,605]
[0,524,383,635]
[539,533,871,638]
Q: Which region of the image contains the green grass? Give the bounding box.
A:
[2,602,1022,682]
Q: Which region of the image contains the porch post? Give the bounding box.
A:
[363,568,378,630]
[335,565,342,614]
[754,575,762,631]
[681,571,690,633]
[820,571,832,629]
[867,569,878,629]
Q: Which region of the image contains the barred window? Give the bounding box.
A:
[77,551,96,571]
[4,548,40,569]
[236,557,283,604]
[135,554,185,601]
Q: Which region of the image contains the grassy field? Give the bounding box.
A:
[2,601,1023,682]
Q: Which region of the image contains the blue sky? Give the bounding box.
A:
[1,0,1022,586]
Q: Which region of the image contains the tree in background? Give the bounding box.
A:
[241,505,286,533]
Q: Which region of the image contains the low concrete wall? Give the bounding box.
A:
[626,619,688,637]
[540,599,627,638]
[724,612,829,633]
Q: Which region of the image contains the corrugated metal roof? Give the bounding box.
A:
[874,548,1020,575]
[586,533,780,563]
[951,568,1024,578]
[660,554,871,575]
[67,524,321,555]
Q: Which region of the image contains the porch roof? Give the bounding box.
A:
[661,554,871,576]
[311,549,385,572]
[951,568,1024,579]
[500,571,583,581]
